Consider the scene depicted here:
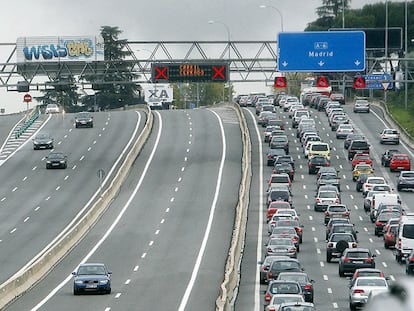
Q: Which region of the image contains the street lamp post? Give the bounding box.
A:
[208,20,232,104]
[259,5,284,32]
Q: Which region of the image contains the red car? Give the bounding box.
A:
[267,200,292,222]
[351,153,373,169]
[389,153,411,172]
[383,224,399,249]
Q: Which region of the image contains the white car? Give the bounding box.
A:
[362,176,387,196]
[349,276,388,310]
[45,103,59,114]
[264,294,305,311]
[380,128,400,145]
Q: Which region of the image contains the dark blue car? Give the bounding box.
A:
[72,263,112,295]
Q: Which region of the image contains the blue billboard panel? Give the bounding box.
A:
[278,31,365,72]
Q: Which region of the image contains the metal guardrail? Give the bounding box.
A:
[14,111,39,139]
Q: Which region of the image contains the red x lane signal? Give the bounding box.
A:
[212,65,226,80]
[154,66,168,81]
[274,76,287,88]
[316,75,329,88]
[353,76,366,89]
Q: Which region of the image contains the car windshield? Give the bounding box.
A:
[36,133,50,139]
[49,153,65,159]
[77,265,106,275]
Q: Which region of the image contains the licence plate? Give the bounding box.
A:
[86,284,97,288]
[353,261,364,264]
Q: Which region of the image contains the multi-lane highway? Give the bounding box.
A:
[235,102,414,311]
[3,101,414,311]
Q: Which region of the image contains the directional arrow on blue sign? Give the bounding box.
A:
[277,31,366,72]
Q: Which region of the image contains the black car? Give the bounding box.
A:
[277,271,315,303]
[344,133,365,150]
[274,155,295,170]
[32,132,54,150]
[267,187,292,207]
[338,248,376,277]
[329,223,358,241]
[405,249,414,275]
[75,112,94,128]
[381,149,400,167]
[258,255,282,284]
[348,140,370,160]
[397,170,414,191]
[267,257,303,281]
[46,152,67,169]
[355,173,373,192]
[270,135,289,154]
[325,218,351,240]
[308,155,330,174]
[266,149,286,166]
[273,162,295,181]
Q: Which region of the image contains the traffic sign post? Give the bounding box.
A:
[363,74,393,90]
[353,76,366,89]
[278,31,366,72]
[23,93,32,116]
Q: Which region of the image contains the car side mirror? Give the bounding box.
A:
[356,231,359,233]
[258,261,263,265]
[72,272,77,276]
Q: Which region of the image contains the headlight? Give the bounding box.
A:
[99,279,109,284]
[46,160,52,164]
[74,280,83,284]
[60,160,65,163]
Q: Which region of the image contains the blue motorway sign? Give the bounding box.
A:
[278,31,365,72]
[364,73,394,90]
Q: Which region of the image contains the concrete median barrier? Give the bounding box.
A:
[0,106,153,309]
[216,103,251,311]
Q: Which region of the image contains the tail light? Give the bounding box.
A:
[327,162,331,167]
[296,227,302,234]
[353,289,365,294]
[268,308,276,311]
[327,242,333,248]
[376,221,382,227]
[289,247,296,253]
[335,198,340,203]
[267,247,272,253]
[410,257,414,262]
[268,155,273,159]
[365,258,374,263]
[304,284,313,290]
[352,243,358,248]
[265,292,271,302]
[398,239,402,249]
[324,211,329,216]
[316,198,321,203]
[292,236,299,243]
[343,257,351,262]
[345,211,350,217]
[268,271,273,279]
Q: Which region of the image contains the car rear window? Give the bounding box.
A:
[270,191,289,201]
[347,251,369,258]
[402,224,414,239]
[331,234,354,242]
[312,144,328,151]
[329,206,346,212]
[271,176,289,183]
[351,141,369,149]
[270,282,301,294]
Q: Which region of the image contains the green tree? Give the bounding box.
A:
[83,26,140,110]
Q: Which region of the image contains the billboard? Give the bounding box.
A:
[16,36,104,63]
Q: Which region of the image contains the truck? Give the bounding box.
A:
[144,84,173,110]
[370,193,401,222]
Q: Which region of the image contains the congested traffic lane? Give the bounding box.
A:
[236,102,412,311]
[6,107,243,311]
[0,111,144,284]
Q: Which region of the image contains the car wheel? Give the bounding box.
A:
[73,287,80,295]
[326,254,332,263]
[384,242,389,249]
[397,185,402,191]
[339,268,345,277]
[350,302,356,311]
[64,163,67,169]
[46,164,50,169]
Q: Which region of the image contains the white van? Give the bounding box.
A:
[370,193,400,213]
[396,213,414,262]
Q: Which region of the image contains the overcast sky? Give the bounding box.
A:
[0,0,406,113]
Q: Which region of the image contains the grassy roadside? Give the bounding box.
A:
[386,90,414,138]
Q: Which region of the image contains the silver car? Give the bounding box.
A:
[265,237,297,258]
[349,276,388,310]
